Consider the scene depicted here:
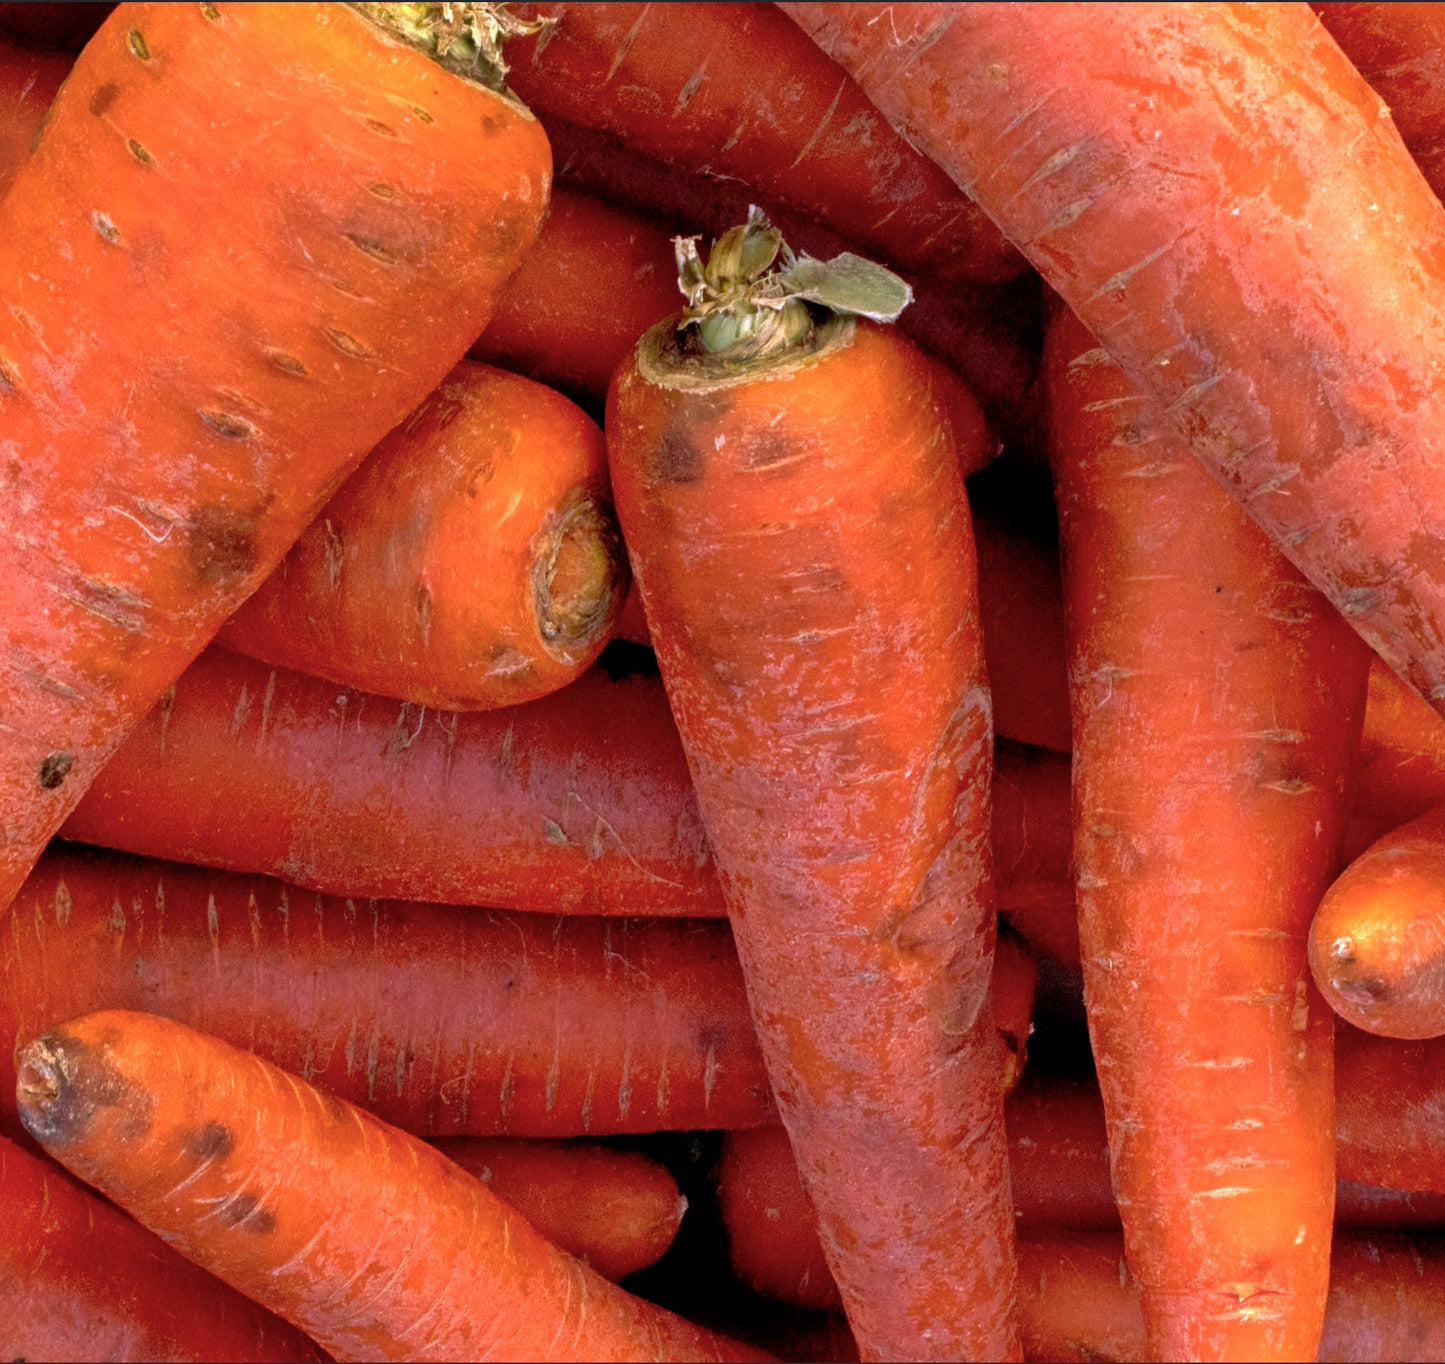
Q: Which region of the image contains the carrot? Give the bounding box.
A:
[1044,300,1371,1359]
[1309,801,1445,1038]
[429,1136,685,1281]
[214,360,627,710]
[993,923,1037,1094]
[0,1129,325,1363]
[0,2,552,914]
[606,216,1018,1361]
[0,32,66,197]
[0,843,777,1142]
[505,1,1022,286]
[783,1,1445,726]
[16,1008,767,1363]
[1335,1024,1445,1192]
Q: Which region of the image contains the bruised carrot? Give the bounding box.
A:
[17,1009,767,1363]
[506,1,1021,285]
[215,360,627,710]
[607,217,1018,1361]
[0,843,777,1142]
[0,3,555,914]
[0,1129,325,1363]
[429,1137,684,1281]
[1045,303,1370,1358]
[784,2,1445,727]
[0,33,66,197]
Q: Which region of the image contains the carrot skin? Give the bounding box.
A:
[429,1137,685,1281]
[15,1009,767,1364]
[0,844,776,1142]
[783,1,1445,724]
[216,361,627,710]
[0,1130,326,1363]
[608,316,1019,1361]
[0,2,551,910]
[1045,303,1370,1360]
[1350,655,1445,857]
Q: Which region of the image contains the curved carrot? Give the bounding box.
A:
[0,2,552,912]
[1310,802,1445,1038]
[0,1129,325,1363]
[216,360,627,710]
[0,33,66,197]
[0,844,776,1142]
[784,1,1445,726]
[506,1,1021,286]
[1045,304,1369,1359]
[16,1009,767,1364]
[607,220,1018,1360]
[429,1137,685,1281]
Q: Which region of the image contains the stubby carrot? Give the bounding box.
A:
[607,216,1018,1360]
[216,360,627,710]
[506,1,1021,285]
[0,843,777,1143]
[783,1,1445,729]
[0,33,66,197]
[433,1136,685,1281]
[1310,802,1445,1038]
[0,1130,325,1363]
[16,1009,766,1364]
[0,2,553,913]
[1044,303,1369,1359]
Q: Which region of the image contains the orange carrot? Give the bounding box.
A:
[0,32,66,197]
[1335,1024,1445,1192]
[0,843,777,1143]
[1044,302,1370,1358]
[0,1129,325,1363]
[606,217,1018,1360]
[1310,801,1445,1038]
[215,360,627,710]
[506,1,1021,286]
[430,1137,684,1281]
[0,2,552,913]
[16,1008,767,1363]
[784,1,1445,726]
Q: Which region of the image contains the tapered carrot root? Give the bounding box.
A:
[430,1137,684,1281]
[16,1009,767,1364]
[0,3,552,912]
[0,1130,325,1363]
[216,361,627,710]
[0,844,777,1142]
[1045,304,1369,1359]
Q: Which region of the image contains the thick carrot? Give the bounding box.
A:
[16,1008,766,1363]
[0,2,552,913]
[0,843,777,1142]
[429,1137,685,1281]
[1310,801,1445,1038]
[506,1,1021,285]
[606,219,1018,1360]
[1044,302,1370,1359]
[783,1,1445,726]
[215,360,627,710]
[1350,655,1445,857]
[0,1129,325,1363]
[0,33,66,197]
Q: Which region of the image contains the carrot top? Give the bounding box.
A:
[347,1,551,95]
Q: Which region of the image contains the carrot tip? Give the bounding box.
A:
[531,490,627,659]
[15,1027,153,1148]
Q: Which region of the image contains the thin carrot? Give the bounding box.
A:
[506,1,1022,286]
[607,217,1018,1360]
[429,1137,685,1281]
[0,843,777,1143]
[1044,302,1370,1358]
[16,1008,767,1363]
[0,2,552,913]
[215,360,627,710]
[783,1,1445,726]
[0,33,66,197]
[0,1129,325,1363]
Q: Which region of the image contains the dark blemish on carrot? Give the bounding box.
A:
[199,409,256,441]
[88,82,120,118]
[37,751,74,790]
[345,232,399,266]
[651,427,705,484]
[0,357,16,395]
[91,211,120,245]
[186,506,259,585]
[199,2,222,19]
[185,1119,234,1161]
[126,138,157,167]
[415,582,433,632]
[362,116,399,138]
[264,348,308,377]
[16,1028,154,1147]
[219,1191,277,1233]
[126,29,150,61]
[367,181,397,200]
[323,328,374,359]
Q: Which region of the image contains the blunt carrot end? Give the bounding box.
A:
[532,489,628,661]
[16,1026,149,1150]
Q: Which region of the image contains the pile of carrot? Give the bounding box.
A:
[10,3,1445,1362]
